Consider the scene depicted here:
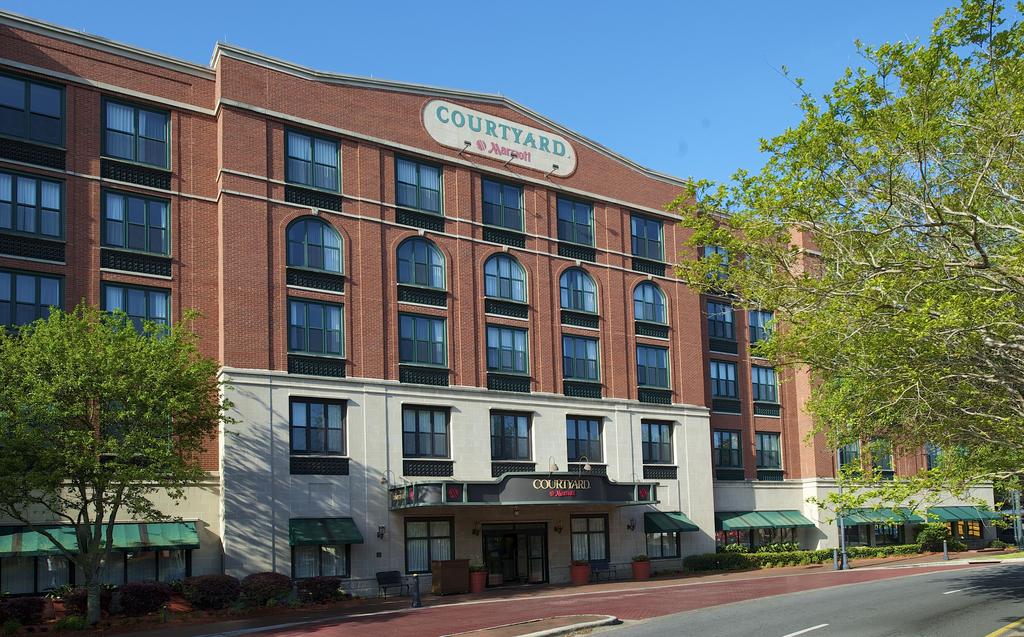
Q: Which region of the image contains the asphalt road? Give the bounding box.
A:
[600,562,1024,637]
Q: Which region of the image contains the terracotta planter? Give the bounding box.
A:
[570,563,591,586]
[469,570,488,593]
[632,560,651,580]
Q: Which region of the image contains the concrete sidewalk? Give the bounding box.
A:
[123,552,1017,637]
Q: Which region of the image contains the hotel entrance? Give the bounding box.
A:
[481,523,547,585]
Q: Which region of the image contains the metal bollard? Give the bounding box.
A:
[411,573,422,608]
[833,548,838,570]
[943,539,949,561]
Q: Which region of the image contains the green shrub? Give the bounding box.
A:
[54,615,89,631]
[296,577,342,604]
[683,552,754,571]
[916,523,952,551]
[721,543,749,553]
[990,539,1010,549]
[181,575,241,610]
[240,572,292,608]
[117,581,172,616]
[63,586,113,617]
[0,597,45,625]
[755,542,800,553]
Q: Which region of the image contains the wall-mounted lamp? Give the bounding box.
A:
[626,518,636,532]
[377,525,386,539]
[547,456,559,473]
[459,140,472,156]
[544,163,560,178]
[553,521,563,534]
[576,456,592,475]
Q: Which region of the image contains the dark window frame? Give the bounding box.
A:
[397,237,446,290]
[713,429,742,468]
[749,309,774,345]
[0,71,65,147]
[285,129,341,192]
[751,366,778,403]
[101,97,170,170]
[483,253,527,302]
[637,344,670,388]
[404,517,453,574]
[645,531,680,559]
[707,301,735,341]
[0,169,64,239]
[755,432,781,469]
[291,544,351,579]
[286,217,343,273]
[566,416,602,463]
[101,189,170,256]
[559,268,597,313]
[556,196,594,246]
[395,155,443,215]
[630,214,664,261]
[289,397,346,456]
[633,281,666,324]
[710,359,738,399]
[287,297,344,357]
[402,405,450,459]
[641,420,673,465]
[490,411,531,461]
[561,334,600,382]
[569,514,609,562]
[100,282,169,333]
[482,177,523,231]
[398,312,448,367]
[486,324,529,375]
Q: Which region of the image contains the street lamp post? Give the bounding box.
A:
[836,447,849,570]
[1013,489,1024,550]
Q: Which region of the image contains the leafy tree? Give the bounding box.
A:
[671,0,1024,503]
[0,304,231,624]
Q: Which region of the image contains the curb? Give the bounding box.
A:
[443,614,620,637]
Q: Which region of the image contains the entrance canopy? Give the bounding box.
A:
[389,473,657,510]
[289,518,364,545]
[644,511,699,533]
[0,526,79,557]
[716,510,815,531]
[842,508,925,525]
[0,521,198,557]
[928,506,1003,522]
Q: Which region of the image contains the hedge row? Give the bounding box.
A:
[686,544,924,572]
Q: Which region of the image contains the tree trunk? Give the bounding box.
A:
[86,578,102,625]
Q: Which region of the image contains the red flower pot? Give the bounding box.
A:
[632,560,651,580]
[570,563,591,586]
[469,570,488,593]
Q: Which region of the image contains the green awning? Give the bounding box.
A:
[929,506,1004,522]
[842,508,925,525]
[644,511,699,533]
[0,526,79,557]
[716,510,815,531]
[289,518,364,546]
[111,522,199,550]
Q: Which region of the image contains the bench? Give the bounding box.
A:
[376,570,410,598]
[589,559,613,582]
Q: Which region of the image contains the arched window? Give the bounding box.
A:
[633,282,666,324]
[397,237,445,289]
[484,254,526,302]
[559,268,597,313]
[286,217,342,273]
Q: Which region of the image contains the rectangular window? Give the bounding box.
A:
[637,345,669,388]
[707,301,735,341]
[641,420,673,464]
[102,284,169,334]
[293,544,350,579]
[486,325,528,375]
[570,515,607,562]
[399,313,447,366]
[396,157,441,214]
[566,416,602,463]
[286,131,339,191]
[288,299,343,356]
[290,398,345,455]
[402,406,449,458]
[0,73,63,146]
[630,215,663,260]
[562,335,599,381]
[405,519,452,573]
[925,443,940,470]
[839,442,860,468]
[0,171,62,238]
[749,310,773,344]
[482,179,522,231]
[490,411,530,460]
[645,532,679,559]
[703,245,729,279]
[713,430,742,468]
[0,270,62,328]
[751,366,778,403]
[710,360,738,398]
[556,197,593,246]
[870,440,893,472]
[755,432,781,469]
[103,100,169,168]
[102,191,169,255]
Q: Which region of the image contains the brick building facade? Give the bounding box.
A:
[0,11,993,596]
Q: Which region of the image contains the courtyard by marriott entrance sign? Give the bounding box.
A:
[423,99,577,177]
[389,473,656,510]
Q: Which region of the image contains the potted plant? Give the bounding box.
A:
[569,560,591,585]
[468,563,488,593]
[632,554,651,580]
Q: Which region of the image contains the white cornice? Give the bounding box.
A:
[0,10,214,79]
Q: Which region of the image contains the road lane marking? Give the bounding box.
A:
[942,586,977,594]
[782,624,828,637]
[986,617,1024,637]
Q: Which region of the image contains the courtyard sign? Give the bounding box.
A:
[423,99,577,177]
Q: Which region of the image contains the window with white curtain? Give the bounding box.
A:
[103,100,169,168]
[396,157,441,214]
[159,550,187,582]
[645,532,679,559]
[37,556,70,591]
[292,544,349,579]
[286,131,339,191]
[0,170,63,238]
[0,73,64,145]
[570,516,607,562]
[405,519,452,573]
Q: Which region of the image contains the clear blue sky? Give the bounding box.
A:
[8,1,954,183]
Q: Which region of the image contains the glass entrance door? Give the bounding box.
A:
[481,523,547,585]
